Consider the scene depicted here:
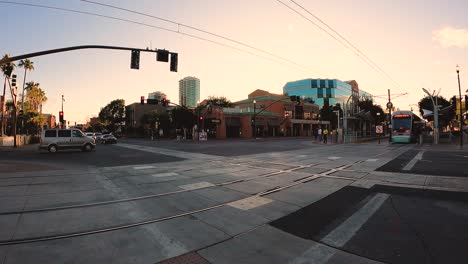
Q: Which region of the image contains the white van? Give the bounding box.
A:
[39,129,96,153]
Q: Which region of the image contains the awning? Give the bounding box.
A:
[254,119,266,126]
[268,119,281,126]
[225,117,241,126]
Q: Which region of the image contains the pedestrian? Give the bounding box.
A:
[313,128,318,141]
[318,127,322,142]
[323,128,329,144]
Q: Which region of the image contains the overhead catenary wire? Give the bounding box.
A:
[277,0,406,94]
[80,0,321,75]
[0,1,322,76]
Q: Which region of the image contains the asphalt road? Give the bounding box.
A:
[122,137,313,156]
[271,185,468,264]
[377,148,468,177]
[0,143,184,171]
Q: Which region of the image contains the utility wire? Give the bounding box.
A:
[80,0,322,76]
[0,1,315,75]
[277,0,405,94]
[289,0,403,92]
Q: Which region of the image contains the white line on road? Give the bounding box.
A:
[151,172,179,178]
[403,150,425,171]
[179,181,215,191]
[133,165,156,170]
[290,243,336,264]
[321,193,390,248]
[228,196,273,210]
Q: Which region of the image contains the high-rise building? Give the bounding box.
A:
[148,91,167,101]
[179,76,200,108]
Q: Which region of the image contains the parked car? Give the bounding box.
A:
[94,132,103,141]
[39,129,96,153]
[85,132,95,139]
[101,134,117,144]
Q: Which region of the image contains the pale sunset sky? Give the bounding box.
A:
[2,0,468,124]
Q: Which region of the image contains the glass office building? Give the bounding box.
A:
[283,79,351,108]
[283,79,372,108]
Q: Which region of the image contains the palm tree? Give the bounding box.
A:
[25,82,46,112]
[1,54,16,136]
[18,59,34,112]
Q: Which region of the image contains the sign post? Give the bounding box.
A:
[376,125,383,144]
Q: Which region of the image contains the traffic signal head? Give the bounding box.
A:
[131,50,140,70]
[11,74,17,87]
[451,96,457,108]
[140,96,145,105]
[170,53,178,72]
[59,111,64,123]
[161,98,169,107]
[156,49,169,62]
[199,116,204,121]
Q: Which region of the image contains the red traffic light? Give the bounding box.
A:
[59,111,63,116]
[199,116,204,120]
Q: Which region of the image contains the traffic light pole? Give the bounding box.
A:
[0,45,167,65]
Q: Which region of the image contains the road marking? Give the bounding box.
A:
[328,157,341,160]
[133,165,156,170]
[179,181,215,191]
[151,172,179,178]
[402,150,425,171]
[228,196,273,210]
[321,193,389,247]
[296,155,307,158]
[366,159,379,162]
[290,243,336,264]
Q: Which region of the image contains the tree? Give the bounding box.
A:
[98,99,125,132]
[1,54,16,136]
[205,96,233,107]
[418,96,453,128]
[171,107,195,129]
[18,59,34,112]
[358,98,385,123]
[319,98,334,124]
[25,82,47,112]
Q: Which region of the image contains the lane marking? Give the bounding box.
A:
[366,159,379,162]
[328,157,341,160]
[151,172,179,178]
[133,165,156,170]
[402,150,425,171]
[290,243,336,264]
[179,181,215,191]
[228,196,273,210]
[321,193,389,247]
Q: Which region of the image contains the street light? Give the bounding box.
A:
[456,65,463,149]
[422,87,439,144]
[252,100,256,138]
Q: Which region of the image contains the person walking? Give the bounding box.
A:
[318,127,322,143]
[323,128,329,144]
[313,127,318,141]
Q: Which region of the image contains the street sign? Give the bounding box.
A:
[386,102,393,109]
[376,125,383,134]
[211,119,221,124]
[199,131,207,141]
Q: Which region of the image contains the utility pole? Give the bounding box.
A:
[387,89,393,143]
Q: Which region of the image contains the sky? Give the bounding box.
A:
[2,0,468,124]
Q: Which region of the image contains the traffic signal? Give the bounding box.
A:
[199,116,204,121]
[131,50,140,69]
[147,99,159,105]
[11,74,16,87]
[451,96,457,109]
[140,96,145,105]
[59,111,64,123]
[161,98,169,107]
[170,53,178,72]
[156,49,169,62]
[465,95,468,110]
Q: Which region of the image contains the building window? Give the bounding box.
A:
[326,88,332,98]
[318,88,323,98]
[320,80,326,88]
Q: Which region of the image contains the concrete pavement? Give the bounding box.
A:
[0,139,467,263]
